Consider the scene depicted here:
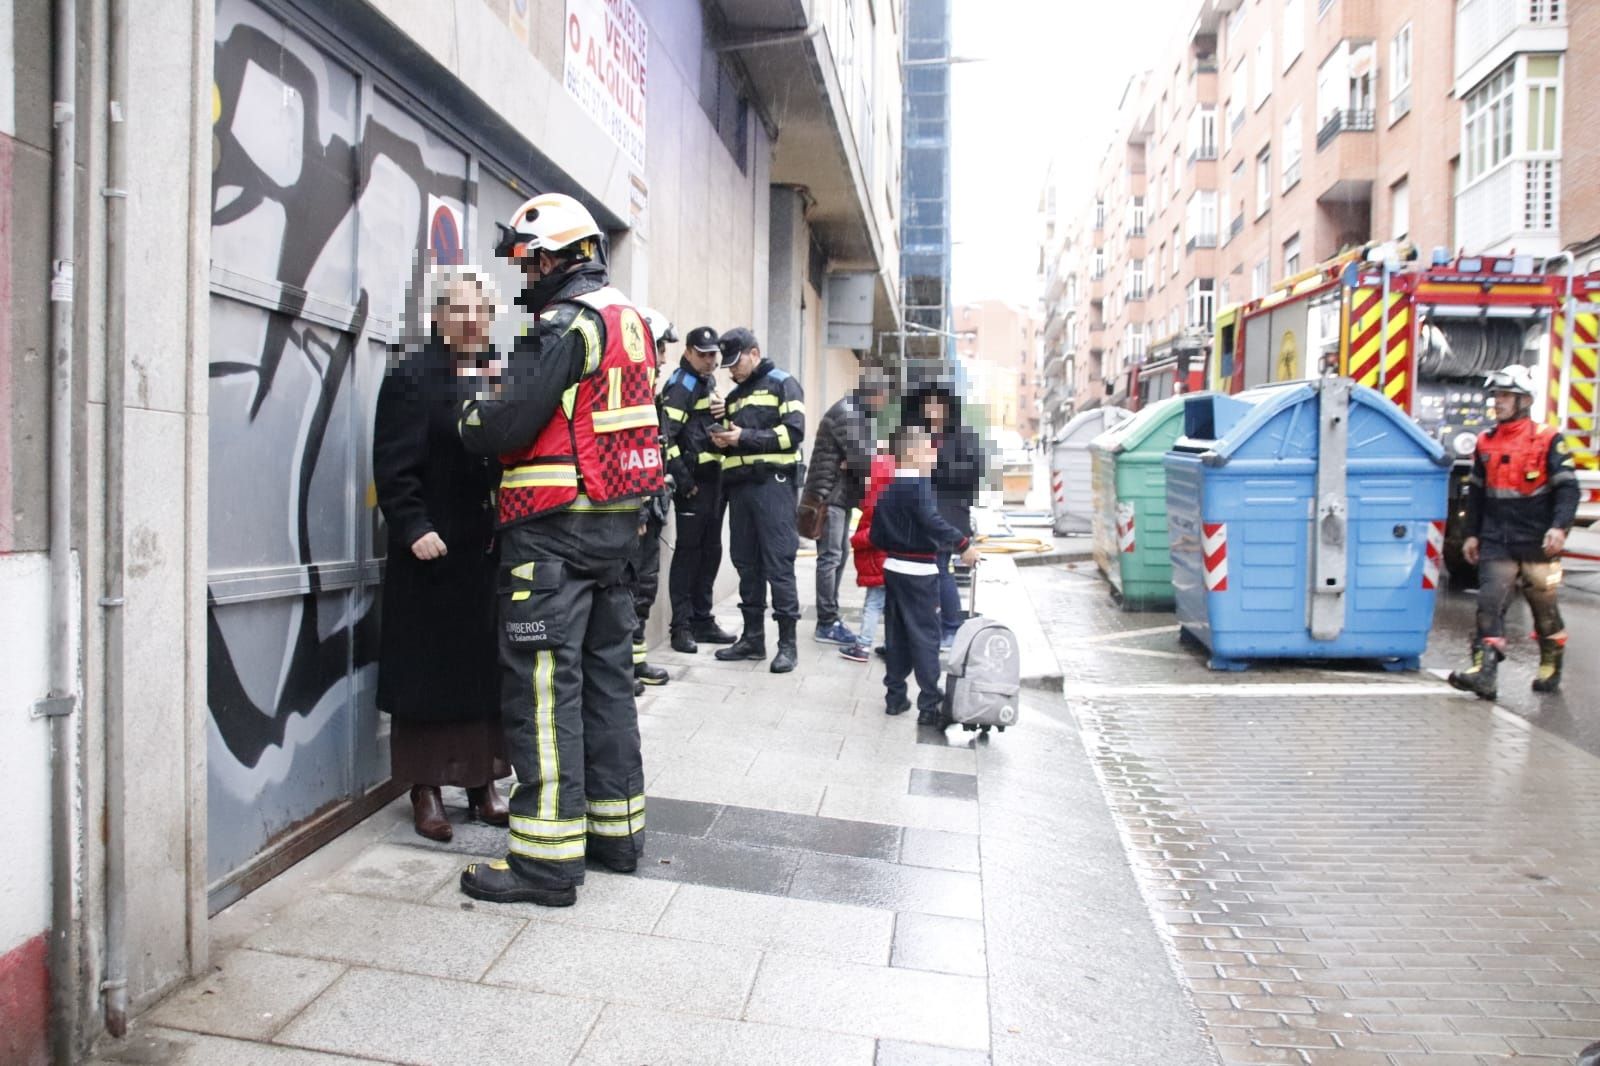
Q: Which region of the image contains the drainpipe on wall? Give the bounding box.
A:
[101,0,131,1036]
[46,0,81,1060]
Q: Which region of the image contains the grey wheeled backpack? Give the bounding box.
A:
[942,568,1021,733]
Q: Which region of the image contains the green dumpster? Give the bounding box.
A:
[1089,394,1195,610]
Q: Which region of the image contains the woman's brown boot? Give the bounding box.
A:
[466,783,509,826]
[410,786,453,842]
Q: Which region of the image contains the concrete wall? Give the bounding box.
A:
[3,3,68,1062]
[0,555,53,1066]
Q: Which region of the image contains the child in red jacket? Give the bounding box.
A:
[840,448,897,663]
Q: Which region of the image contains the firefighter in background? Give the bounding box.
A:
[628,307,677,693]
[660,326,739,653]
[1448,365,1578,701]
[456,193,658,906]
[710,328,806,673]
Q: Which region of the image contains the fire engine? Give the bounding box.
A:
[1210,246,1600,577]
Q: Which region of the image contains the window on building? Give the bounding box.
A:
[1253,34,1274,109]
[1252,259,1270,299]
[1132,259,1146,298]
[1389,22,1413,125]
[1187,278,1216,330]
[1283,0,1305,70]
[1219,278,1232,309]
[1191,106,1218,161]
[1283,233,1302,276]
[1227,3,1246,48]
[1093,246,1106,277]
[1095,198,1106,229]
[1255,145,1272,217]
[1281,107,1303,190]
[1526,54,1562,154]
[1186,190,1219,247]
[1390,177,1410,240]
[1132,196,1146,236]
[1317,41,1375,133]
[1231,160,1246,230]
[1172,225,1181,274]
[1131,324,1149,360]
[1463,62,1517,182]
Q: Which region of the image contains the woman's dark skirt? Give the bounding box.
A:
[390,717,509,787]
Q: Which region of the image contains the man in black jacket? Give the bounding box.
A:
[903,381,984,645]
[659,326,738,652]
[709,328,807,673]
[805,367,892,646]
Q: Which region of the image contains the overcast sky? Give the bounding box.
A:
[949,0,1198,306]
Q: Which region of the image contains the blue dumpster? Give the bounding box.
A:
[1165,377,1449,671]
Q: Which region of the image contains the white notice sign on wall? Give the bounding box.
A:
[563,0,648,169]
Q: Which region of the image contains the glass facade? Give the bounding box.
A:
[901,0,953,375]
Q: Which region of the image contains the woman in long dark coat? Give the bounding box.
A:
[373,268,507,842]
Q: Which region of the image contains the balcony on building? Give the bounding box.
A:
[712,0,904,336]
[1457,158,1561,256]
[1186,232,1219,254]
[1316,108,1375,149]
[1455,0,1569,97]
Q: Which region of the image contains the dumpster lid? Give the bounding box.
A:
[1177,379,1447,465]
[1089,394,1189,455]
[1054,405,1130,445]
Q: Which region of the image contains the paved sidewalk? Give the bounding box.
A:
[1035,563,1600,1066]
[93,556,1217,1066]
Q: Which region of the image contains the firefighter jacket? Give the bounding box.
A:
[659,359,720,487]
[458,269,658,560]
[1463,415,1580,561]
[718,359,806,484]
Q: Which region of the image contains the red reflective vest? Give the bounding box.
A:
[498,288,664,524]
[1477,417,1559,498]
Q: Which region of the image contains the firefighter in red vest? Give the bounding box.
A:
[1448,365,1578,700]
[456,193,660,907]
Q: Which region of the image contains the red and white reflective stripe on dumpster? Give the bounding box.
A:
[1202,522,1229,591]
[1051,472,1064,505]
[1116,503,1136,553]
[1421,520,1444,589]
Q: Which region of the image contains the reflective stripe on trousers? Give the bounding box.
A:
[497,530,647,884]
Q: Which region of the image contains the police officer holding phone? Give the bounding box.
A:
[709,328,806,673]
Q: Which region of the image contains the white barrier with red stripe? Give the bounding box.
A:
[1421,520,1444,589]
[1116,502,1136,553]
[1202,522,1229,592]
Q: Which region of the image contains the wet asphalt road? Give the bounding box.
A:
[1425,582,1600,760]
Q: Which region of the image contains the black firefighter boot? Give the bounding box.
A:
[716,611,768,662]
[633,627,670,687]
[1448,641,1502,701]
[1532,637,1565,693]
[770,619,798,674]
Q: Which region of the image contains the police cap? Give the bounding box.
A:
[686,326,720,353]
[719,327,759,368]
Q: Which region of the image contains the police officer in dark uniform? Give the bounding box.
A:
[456,193,658,907]
[709,328,807,673]
[660,326,739,653]
[1448,364,1578,700]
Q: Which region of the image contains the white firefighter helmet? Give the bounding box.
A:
[1485,365,1537,398]
[639,308,678,346]
[494,193,602,263]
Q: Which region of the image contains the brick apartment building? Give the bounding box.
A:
[1038,0,1585,435]
[954,300,1043,444]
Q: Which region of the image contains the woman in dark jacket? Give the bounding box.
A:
[373,268,507,841]
[903,381,984,644]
